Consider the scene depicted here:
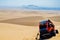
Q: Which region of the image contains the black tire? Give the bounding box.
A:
[56,30,59,34]
[49,30,56,36]
[51,32,56,36]
[40,34,53,39]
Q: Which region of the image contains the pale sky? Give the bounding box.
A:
[0,0,60,8]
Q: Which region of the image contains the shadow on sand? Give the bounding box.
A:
[0,16,44,26]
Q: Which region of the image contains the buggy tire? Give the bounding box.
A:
[40,34,53,39]
[51,32,56,36]
[56,30,59,34]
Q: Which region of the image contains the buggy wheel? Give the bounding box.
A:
[56,30,59,34]
[40,34,53,39]
[51,32,56,36]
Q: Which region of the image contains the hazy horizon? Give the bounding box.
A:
[0,0,60,10]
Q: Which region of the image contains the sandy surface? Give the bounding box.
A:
[0,10,60,40]
[0,23,38,40]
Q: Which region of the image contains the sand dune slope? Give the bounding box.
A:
[0,23,38,40]
[0,16,44,26]
[0,22,60,40]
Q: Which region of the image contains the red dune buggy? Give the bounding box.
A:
[36,19,59,40]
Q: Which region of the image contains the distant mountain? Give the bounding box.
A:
[0,5,60,10]
[21,5,60,10]
[21,5,39,9]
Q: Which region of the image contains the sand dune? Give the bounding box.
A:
[0,23,38,40]
[0,16,44,26]
[0,10,60,40]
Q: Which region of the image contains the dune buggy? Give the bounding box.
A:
[36,19,59,40]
